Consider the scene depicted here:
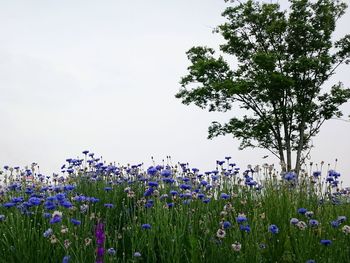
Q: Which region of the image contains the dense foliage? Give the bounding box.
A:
[176,0,350,173]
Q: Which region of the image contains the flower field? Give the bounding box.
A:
[1,152,350,263]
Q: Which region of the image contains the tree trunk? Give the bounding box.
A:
[283,123,292,171]
[295,119,306,175]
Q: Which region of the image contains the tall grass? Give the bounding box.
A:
[0,155,349,262]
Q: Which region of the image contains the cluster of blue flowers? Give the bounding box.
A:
[1,151,349,263]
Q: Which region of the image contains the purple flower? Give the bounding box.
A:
[290,218,299,225]
[239,225,251,233]
[3,202,16,208]
[320,239,332,246]
[331,220,340,228]
[148,181,159,187]
[104,203,114,208]
[220,193,230,200]
[298,208,307,215]
[141,224,151,230]
[284,172,296,181]
[95,222,105,262]
[43,228,53,238]
[337,216,347,223]
[70,219,81,225]
[222,221,232,229]
[161,169,172,177]
[50,215,62,224]
[268,224,279,234]
[313,171,321,177]
[61,201,73,208]
[62,255,70,263]
[95,222,105,245]
[309,220,319,227]
[236,216,247,224]
[107,248,116,255]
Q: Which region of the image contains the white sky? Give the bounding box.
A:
[0,0,349,185]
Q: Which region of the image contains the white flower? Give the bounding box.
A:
[305,211,314,218]
[290,218,299,225]
[52,211,62,218]
[231,242,242,252]
[296,221,307,230]
[216,229,226,239]
[342,225,350,234]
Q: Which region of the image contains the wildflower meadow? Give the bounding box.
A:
[1,151,350,263]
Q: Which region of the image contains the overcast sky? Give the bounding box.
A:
[1,0,349,185]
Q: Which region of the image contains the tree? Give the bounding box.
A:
[175,0,350,174]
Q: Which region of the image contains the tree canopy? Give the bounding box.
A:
[176,0,350,173]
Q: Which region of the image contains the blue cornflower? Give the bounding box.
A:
[107,248,116,255]
[56,193,66,201]
[11,197,24,203]
[50,215,62,224]
[64,185,75,191]
[331,220,340,228]
[309,219,319,227]
[268,224,279,234]
[222,221,232,229]
[134,252,141,257]
[89,197,100,203]
[82,150,89,155]
[306,260,316,263]
[141,224,151,230]
[298,208,307,215]
[43,213,51,219]
[43,228,53,238]
[144,201,153,208]
[236,216,248,224]
[220,193,230,200]
[3,202,16,208]
[217,160,225,166]
[212,175,219,181]
[29,197,42,206]
[148,181,159,187]
[0,215,6,221]
[44,201,57,210]
[239,225,251,233]
[104,203,114,208]
[320,239,332,246]
[284,172,296,181]
[313,171,321,177]
[200,180,208,186]
[161,169,172,177]
[104,187,112,191]
[167,202,174,208]
[62,255,70,263]
[61,201,73,208]
[198,193,205,199]
[337,216,347,223]
[70,219,81,225]
[180,184,191,190]
[290,218,299,225]
[147,166,158,176]
[203,198,211,204]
